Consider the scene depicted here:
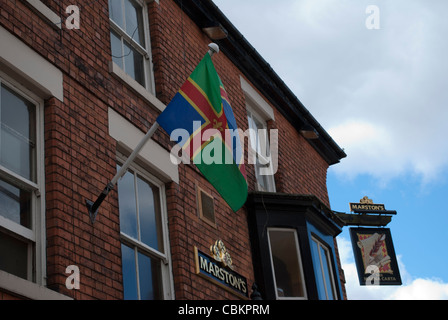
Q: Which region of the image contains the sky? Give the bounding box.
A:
[213,0,448,299]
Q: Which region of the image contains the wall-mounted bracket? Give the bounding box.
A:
[334,212,392,227]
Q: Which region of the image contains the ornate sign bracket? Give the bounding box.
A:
[334,196,397,227]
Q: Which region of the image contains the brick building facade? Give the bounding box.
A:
[0,0,346,300]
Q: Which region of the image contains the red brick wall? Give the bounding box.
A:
[0,0,344,300]
[0,289,23,300]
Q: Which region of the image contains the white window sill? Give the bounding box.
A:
[108,107,179,184]
[24,0,62,29]
[0,270,72,300]
[109,61,165,113]
[0,25,64,101]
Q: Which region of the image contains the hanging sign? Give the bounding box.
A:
[194,240,249,298]
[350,228,402,286]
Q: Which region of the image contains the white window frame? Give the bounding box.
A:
[0,72,46,286]
[247,106,276,192]
[109,0,155,94]
[117,154,174,300]
[311,236,338,300]
[267,228,307,300]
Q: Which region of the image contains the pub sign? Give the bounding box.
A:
[350,228,402,286]
[194,240,249,298]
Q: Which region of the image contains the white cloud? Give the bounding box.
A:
[328,120,399,179]
[214,0,448,184]
[337,237,448,300]
[388,278,448,300]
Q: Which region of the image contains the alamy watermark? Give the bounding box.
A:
[54,5,80,29]
[65,265,80,290]
[64,5,381,31]
[365,5,380,30]
[365,265,380,286]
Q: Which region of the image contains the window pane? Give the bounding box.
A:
[1,85,36,181]
[110,30,123,68]
[109,0,124,29]
[0,232,29,280]
[255,122,268,157]
[117,167,138,239]
[268,229,305,298]
[0,179,31,228]
[124,41,145,86]
[256,157,275,190]
[121,243,138,300]
[137,175,162,252]
[248,111,274,192]
[248,113,268,156]
[247,113,258,153]
[138,251,162,300]
[311,239,327,299]
[320,245,335,300]
[124,0,145,46]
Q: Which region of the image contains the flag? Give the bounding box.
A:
[157,53,248,212]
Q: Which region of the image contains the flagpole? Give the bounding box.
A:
[86,43,219,223]
[86,122,160,223]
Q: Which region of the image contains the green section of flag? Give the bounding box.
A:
[189,54,223,115]
[197,135,248,212]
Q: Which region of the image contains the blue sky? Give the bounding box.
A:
[213,0,448,299]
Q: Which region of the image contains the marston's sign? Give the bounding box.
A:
[349,203,386,212]
[194,242,248,298]
[350,196,386,212]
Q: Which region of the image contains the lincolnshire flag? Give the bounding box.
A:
[157,52,248,212]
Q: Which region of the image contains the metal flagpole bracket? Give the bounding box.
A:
[85,200,97,224]
[86,182,115,223]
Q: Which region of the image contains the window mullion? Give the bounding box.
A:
[120,0,126,35]
[121,232,167,263]
[134,247,141,300]
[110,19,147,56]
[0,165,39,192]
[0,215,35,242]
[119,37,125,72]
